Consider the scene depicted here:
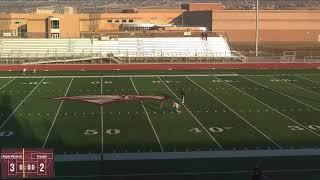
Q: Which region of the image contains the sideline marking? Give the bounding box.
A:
[42,77,74,148]
[130,77,164,152]
[0,78,45,130]
[187,76,282,149]
[158,76,224,150]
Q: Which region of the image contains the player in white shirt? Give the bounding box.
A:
[22,67,27,75]
[172,101,181,114]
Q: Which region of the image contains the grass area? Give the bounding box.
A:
[1,69,320,179]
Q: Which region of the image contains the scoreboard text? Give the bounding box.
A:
[1,148,54,179]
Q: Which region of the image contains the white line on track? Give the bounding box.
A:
[242,75,320,113]
[130,76,164,152]
[0,78,45,130]
[42,76,74,149]
[55,168,320,178]
[100,76,104,155]
[186,76,282,149]
[158,76,224,150]
[215,76,320,138]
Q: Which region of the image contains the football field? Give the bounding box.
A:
[1,70,320,179]
[1,70,320,153]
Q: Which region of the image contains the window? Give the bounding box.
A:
[129,19,134,23]
[14,20,21,25]
[107,19,113,23]
[13,29,18,36]
[51,20,60,29]
[51,33,59,39]
[122,19,127,23]
[114,20,119,23]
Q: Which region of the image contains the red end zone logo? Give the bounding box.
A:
[51,95,171,105]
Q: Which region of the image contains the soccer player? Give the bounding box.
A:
[179,88,185,104]
[172,101,181,114]
[33,68,36,74]
[22,67,26,75]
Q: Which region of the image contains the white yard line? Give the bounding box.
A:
[0,78,16,90]
[130,76,164,152]
[186,76,282,149]
[215,76,320,138]
[295,75,320,85]
[100,76,104,155]
[271,75,320,97]
[158,77,224,150]
[242,75,320,113]
[0,78,45,130]
[42,76,74,149]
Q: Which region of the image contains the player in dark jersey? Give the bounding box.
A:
[179,88,185,104]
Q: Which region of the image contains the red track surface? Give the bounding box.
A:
[0,63,320,71]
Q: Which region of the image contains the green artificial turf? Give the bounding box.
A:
[1,69,320,179]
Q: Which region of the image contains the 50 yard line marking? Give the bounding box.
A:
[186,76,282,149]
[42,77,74,149]
[130,77,164,152]
[214,76,320,138]
[100,76,104,155]
[0,78,45,130]
[158,76,224,150]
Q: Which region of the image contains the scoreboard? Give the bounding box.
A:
[1,148,54,179]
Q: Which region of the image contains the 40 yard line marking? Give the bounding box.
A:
[243,75,320,113]
[158,76,224,150]
[0,78,45,130]
[130,77,164,152]
[215,76,320,138]
[186,76,282,149]
[42,77,74,149]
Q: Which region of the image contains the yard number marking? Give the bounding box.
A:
[271,79,297,82]
[20,82,51,85]
[0,131,14,136]
[91,81,113,84]
[105,129,120,135]
[189,127,232,134]
[84,129,99,135]
[288,125,320,131]
[84,129,120,135]
[212,80,235,83]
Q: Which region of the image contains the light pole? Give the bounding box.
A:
[255,0,259,57]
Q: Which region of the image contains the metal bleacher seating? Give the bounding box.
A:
[0,37,233,59]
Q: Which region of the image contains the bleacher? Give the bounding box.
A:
[0,37,234,60]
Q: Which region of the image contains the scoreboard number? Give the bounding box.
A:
[1,148,54,179]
